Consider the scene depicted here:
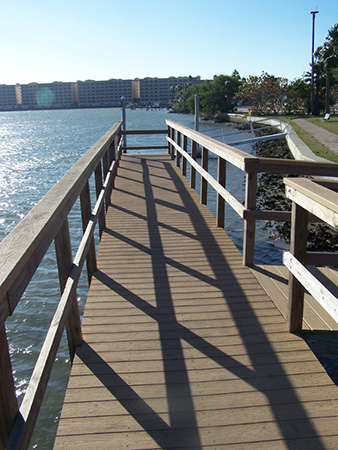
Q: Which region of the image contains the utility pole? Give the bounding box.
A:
[310,9,319,115]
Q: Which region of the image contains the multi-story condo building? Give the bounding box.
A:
[0,76,203,110]
[0,84,19,110]
[77,79,133,107]
[137,76,202,104]
[20,82,75,109]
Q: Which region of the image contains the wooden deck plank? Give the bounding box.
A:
[251,265,338,331]
[54,154,338,449]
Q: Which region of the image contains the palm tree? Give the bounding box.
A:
[305,60,326,115]
[315,24,338,114]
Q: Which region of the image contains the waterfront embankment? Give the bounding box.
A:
[232,116,338,252]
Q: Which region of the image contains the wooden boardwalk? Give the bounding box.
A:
[54,154,338,449]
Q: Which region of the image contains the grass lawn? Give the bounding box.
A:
[306,116,338,135]
[285,116,338,163]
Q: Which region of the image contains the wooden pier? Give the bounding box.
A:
[1,120,338,449]
[53,154,338,449]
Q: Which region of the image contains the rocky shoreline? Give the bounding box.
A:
[236,123,338,253]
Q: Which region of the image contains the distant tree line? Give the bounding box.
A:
[171,23,338,117]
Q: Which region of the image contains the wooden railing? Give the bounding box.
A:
[166,120,338,265]
[121,129,168,152]
[0,121,123,450]
[283,178,338,332]
[1,118,338,448]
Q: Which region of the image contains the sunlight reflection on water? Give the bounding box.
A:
[0,108,288,449]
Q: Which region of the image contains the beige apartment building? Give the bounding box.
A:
[0,76,203,110]
[0,84,19,110]
[76,79,133,107]
[20,82,75,109]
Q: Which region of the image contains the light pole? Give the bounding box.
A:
[310,9,319,115]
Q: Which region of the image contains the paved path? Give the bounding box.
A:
[293,118,338,156]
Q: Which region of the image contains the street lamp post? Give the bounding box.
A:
[310,9,319,115]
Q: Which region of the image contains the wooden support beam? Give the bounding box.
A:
[108,141,115,167]
[217,157,226,228]
[80,182,97,283]
[54,219,83,361]
[0,325,18,450]
[167,126,171,155]
[103,150,109,181]
[201,147,208,205]
[287,203,309,332]
[169,127,174,159]
[243,171,257,266]
[94,162,105,236]
[182,135,188,177]
[190,141,197,189]
[176,132,181,168]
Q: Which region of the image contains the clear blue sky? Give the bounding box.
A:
[0,0,337,85]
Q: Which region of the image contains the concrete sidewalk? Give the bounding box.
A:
[293,118,338,156]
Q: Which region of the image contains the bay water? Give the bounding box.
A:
[0,108,288,448]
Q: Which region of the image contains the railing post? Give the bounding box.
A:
[0,325,18,450]
[169,127,175,160]
[217,157,226,227]
[103,149,109,179]
[121,96,127,152]
[167,126,171,156]
[102,150,110,212]
[243,171,257,266]
[201,147,208,204]
[190,141,197,189]
[54,219,83,360]
[287,202,308,332]
[182,135,187,177]
[194,94,200,132]
[176,131,181,168]
[95,162,106,236]
[80,181,97,283]
[109,140,115,165]
[115,132,121,167]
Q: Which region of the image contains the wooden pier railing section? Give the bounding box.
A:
[0,119,338,448]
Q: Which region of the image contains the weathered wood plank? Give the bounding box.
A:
[243,171,257,266]
[54,154,338,449]
[287,202,309,332]
[285,251,338,323]
[54,219,82,360]
[0,122,122,326]
[0,326,18,450]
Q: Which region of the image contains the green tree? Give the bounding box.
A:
[285,78,311,114]
[170,83,199,114]
[236,72,289,115]
[198,74,241,116]
[170,72,242,116]
[315,23,338,113]
[305,60,326,114]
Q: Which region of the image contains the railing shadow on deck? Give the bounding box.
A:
[2,118,338,448]
[1,123,123,449]
[75,155,326,449]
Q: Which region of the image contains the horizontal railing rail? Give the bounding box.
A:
[166,119,338,266]
[121,129,168,152]
[0,121,123,450]
[283,177,338,332]
[2,118,338,447]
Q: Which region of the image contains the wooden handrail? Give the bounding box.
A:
[0,121,122,449]
[166,120,338,266]
[121,128,168,153]
[283,178,338,332]
[122,129,168,135]
[166,119,255,171]
[1,118,338,447]
[0,121,122,323]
